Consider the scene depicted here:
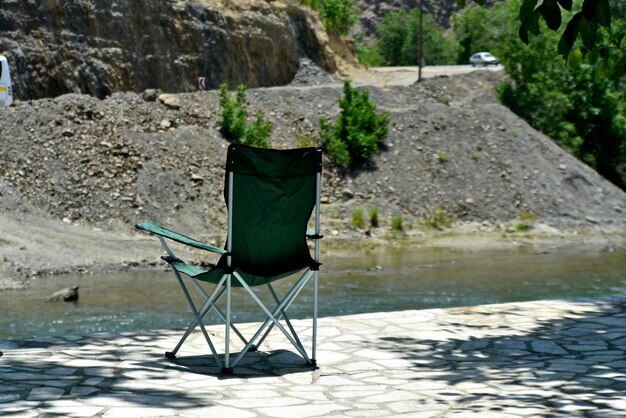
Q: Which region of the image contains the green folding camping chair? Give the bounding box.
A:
[136,144,322,374]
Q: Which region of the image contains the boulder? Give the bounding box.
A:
[49,287,79,302]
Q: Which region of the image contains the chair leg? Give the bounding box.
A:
[312,270,319,367]
[232,271,312,365]
[255,270,312,350]
[262,284,306,355]
[169,272,226,369]
[222,274,233,374]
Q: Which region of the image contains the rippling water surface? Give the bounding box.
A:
[1,246,625,341]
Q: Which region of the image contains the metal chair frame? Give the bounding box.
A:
[157,170,321,373]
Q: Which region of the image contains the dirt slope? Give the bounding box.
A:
[1,67,625,290]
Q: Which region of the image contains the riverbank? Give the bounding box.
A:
[2,295,626,416]
[1,209,624,292]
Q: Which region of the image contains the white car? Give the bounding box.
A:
[469,52,499,67]
[0,55,13,107]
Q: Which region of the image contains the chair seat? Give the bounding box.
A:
[170,260,303,288]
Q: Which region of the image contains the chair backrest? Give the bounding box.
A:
[224,144,322,278]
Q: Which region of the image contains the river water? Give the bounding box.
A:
[1,246,625,342]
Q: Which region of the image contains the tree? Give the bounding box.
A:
[494,0,626,189]
[297,0,357,36]
[459,0,626,81]
[374,9,457,66]
[452,5,502,64]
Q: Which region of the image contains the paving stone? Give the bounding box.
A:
[3,296,626,416]
[531,340,567,354]
[103,407,178,417]
[70,386,99,396]
[258,402,349,417]
[0,393,21,403]
[26,387,65,401]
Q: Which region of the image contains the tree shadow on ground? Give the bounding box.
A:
[0,332,314,415]
[369,297,626,417]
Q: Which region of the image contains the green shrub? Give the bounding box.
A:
[219,83,247,141]
[296,134,319,148]
[356,42,385,67]
[243,113,272,148]
[436,151,449,163]
[219,83,272,148]
[515,209,537,231]
[369,207,379,228]
[471,151,481,160]
[420,205,452,229]
[298,0,357,36]
[352,208,364,229]
[391,215,403,231]
[320,80,389,167]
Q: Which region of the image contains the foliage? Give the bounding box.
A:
[420,205,452,229]
[296,0,357,36]
[515,209,538,231]
[219,83,272,148]
[244,113,273,148]
[219,83,246,141]
[373,9,458,66]
[391,215,404,231]
[458,0,626,81]
[320,80,390,167]
[352,208,365,228]
[452,5,504,64]
[436,151,450,163]
[355,41,385,67]
[296,134,319,148]
[495,0,626,189]
[369,207,379,228]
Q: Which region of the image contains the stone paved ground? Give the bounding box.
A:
[2,295,626,417]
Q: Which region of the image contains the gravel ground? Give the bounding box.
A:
[1,62,624,290]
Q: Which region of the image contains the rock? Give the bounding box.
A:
[158,94,182,110]
[49,286,79,302]
[4,0,337,99]
[142,89,160,102]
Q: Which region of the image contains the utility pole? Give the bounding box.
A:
[418,0,423,82]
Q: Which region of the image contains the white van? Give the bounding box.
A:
[0,55,14,107]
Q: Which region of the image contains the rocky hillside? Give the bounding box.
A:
[1,69,624,237]
[0,0,336,100]
[1,67,625,290]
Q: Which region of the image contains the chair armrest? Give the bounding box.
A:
[306,230,324,239]
[135,222,226,254]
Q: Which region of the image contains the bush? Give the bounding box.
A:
[219,84,247,141]
[219,83,272,148]
[352,208,364,228]
[391,215,403,231]
[320,80,389,167]
[436,151,449,163]
[369,207,379,228]
[515,209,537,231]
[421,205,452,229]
[296,0,357,36]
[355,42,385,67]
